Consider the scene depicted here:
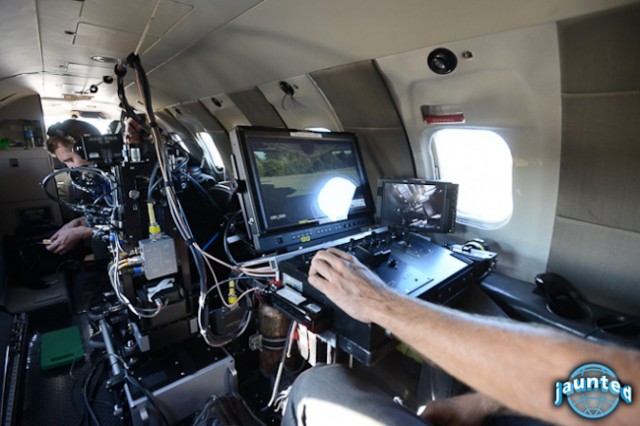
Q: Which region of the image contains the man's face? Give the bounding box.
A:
[54,145,89,168]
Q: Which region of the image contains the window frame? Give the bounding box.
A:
[426,127,514,230]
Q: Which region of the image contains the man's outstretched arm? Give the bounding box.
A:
[308,248,639,426]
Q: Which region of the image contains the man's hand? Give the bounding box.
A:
[58,217,85,231]
[307,248,395,324]
[46,226,92,255]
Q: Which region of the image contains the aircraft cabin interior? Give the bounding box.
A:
[1,0,639,425]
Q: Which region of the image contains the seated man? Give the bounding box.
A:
[44,119,101,255]
[283,248,639,426]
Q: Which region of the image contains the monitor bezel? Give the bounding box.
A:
[230,126,376,253]
[376,177,459,234]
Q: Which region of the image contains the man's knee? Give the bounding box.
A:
[284,364,428,426]
[288,364,348,404]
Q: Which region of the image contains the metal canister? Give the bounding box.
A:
[258,303,291,377]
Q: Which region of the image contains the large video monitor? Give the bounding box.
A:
[377,177,458,234]
[230,126,375,253]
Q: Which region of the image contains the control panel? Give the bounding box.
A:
[271,228,476,364]
[255,216,374,252]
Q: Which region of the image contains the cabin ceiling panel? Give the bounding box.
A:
[144,0,637,107]
[65,62,113,77]
[258,75,342,132]
[200,95,251,132]
[79,0,193,36]
[310,61,403,130]
[0,82,39,111]
[25,0,262,102]
[309,60,414,192]
[155,109,191,140]
[229,88,285,128]
[2,0,638,109]
[49,72,122,102]
[179,101,226,132]
[141,0,263,67]
[0,1,41,79]
[348,128,416,195]
[559,4,640,93]
[142,24,346,105]
[73,23,159,56]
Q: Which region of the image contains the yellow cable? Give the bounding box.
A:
[228,280,238,305]
[147,202,161,236]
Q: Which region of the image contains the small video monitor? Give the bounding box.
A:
[377,177,458,234]
[77,134,123,166]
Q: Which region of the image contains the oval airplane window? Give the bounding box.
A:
[170,133,191,154]
[431,128,513,229]
[196,132,225,171]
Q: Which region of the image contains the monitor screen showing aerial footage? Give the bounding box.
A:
[231,127,375,252]
[249,137,368,231]
[379,178,458,233]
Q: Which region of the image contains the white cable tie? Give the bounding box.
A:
[146,277,174,302]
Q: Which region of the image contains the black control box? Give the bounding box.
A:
[269,286,331,333]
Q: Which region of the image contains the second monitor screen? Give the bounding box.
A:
[381,182,451,232]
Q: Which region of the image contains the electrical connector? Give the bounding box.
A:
[228,280,238,305]
[147,202,161,239]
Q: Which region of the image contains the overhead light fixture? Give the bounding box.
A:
[427,48,458,75]
[90,55,118,64]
